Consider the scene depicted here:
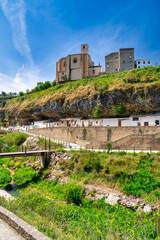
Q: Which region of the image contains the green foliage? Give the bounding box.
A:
[65,182,84,205]
[52,81,56,86]
[0,185,159,240]
[93,104,102,118]
[0,132,28,152]
[30,81,52,93]
[13,167,37,186]
[37,137,64,150]
[0,166,11,187]
[106,142,112,153]
[123,157,160,196]
[112,104,126,116]
[19,91,24,96]
[59,152,160,199]
[61,74,69,82]
[15,133,27,146]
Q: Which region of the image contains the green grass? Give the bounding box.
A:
[0,166,11,188]
[0,132,28,152]
[58,151,160,200]
[13,167,38,186]
[0,180,159,239]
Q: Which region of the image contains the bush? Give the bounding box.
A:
[123,158,160,196]
[0,166,11,187]
[13,167,37,186]
[15,133,27,146]
[65,182,84,205]
[106,142,112,153]
[93,105,102,118]
[112,104,126,116]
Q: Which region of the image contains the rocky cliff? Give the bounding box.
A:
[1,66,160,124]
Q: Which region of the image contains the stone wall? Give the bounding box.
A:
[29,126,160,150]
[0,206,50,240]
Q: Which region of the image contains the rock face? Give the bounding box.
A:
[1,84,160,124]
[84,186,158,212]
[22,136,39,151]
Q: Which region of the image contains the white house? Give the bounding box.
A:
[103,113,160,127]
[135,59,152,68]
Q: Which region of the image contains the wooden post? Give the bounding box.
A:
[49,138,51,151]
[45,137,47,150]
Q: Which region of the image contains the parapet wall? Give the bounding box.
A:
[29,126,160,150]
[0,206,50,240]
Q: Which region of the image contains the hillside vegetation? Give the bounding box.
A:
[1,66,160,123]
[0,132,160,239]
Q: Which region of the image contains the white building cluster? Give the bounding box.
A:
[7,113,160,131]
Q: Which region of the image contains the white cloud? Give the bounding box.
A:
[0,0,33,65]
[0,65,49,93]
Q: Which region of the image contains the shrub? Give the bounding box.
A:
[19,91,24,96]
[93,104,102,118]
[112,104,126,116]
[106,142,112,153]
[15,133,27,146]
[65,182,84,205]
[123,158,160,197]
[0,166,11,187]
[13,167,37,186]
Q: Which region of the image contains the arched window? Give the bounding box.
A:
[73,58,77,63]
[63,62,66,67]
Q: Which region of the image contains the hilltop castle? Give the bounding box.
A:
[56,44,152,83]
[56,44,103,84]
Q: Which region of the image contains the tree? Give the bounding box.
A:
[37,82,43,87]
[19,92,24,96]
[1,91,6,96]
[61,74,69,82]
[106,142,112,153]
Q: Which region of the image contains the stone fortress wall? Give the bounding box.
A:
[29,126,160,150]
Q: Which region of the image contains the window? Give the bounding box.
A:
[106,65,109,68]
[63,62,66,67]
[123,61,125,63]
[133,117,139,121]
[148,61,150,64]
[144,122,149,126]
[93,70,95,74]
[138,66,140,68]
[138,61,140,64]
[83,45,85,49]
[73,58,77,63]
[130,61,132,63]
[129,56,132,58]
[143,61,145,64]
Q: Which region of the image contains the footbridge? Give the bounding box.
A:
[0,150,53,167]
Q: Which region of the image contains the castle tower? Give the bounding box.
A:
[81,44,89,54]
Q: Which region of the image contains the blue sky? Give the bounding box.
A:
[0,0,159,93]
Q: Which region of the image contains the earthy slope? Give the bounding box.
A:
[1,66,160,124]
